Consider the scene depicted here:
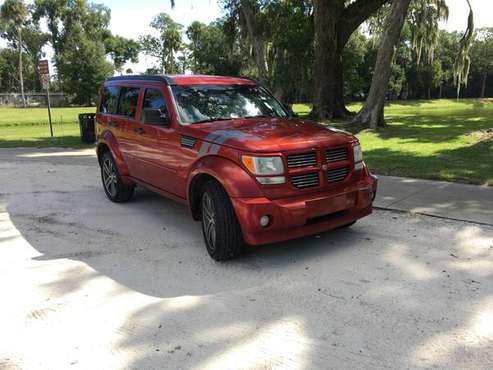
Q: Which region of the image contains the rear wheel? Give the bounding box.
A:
[101,151,134,203]
[201,181,243,261]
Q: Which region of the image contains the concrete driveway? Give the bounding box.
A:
[1,148,492,369]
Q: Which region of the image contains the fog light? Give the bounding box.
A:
[260,215,271,227]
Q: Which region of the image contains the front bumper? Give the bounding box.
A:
[231,174,378,246]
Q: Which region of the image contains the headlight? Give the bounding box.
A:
[242,155,284,175]
[353,144,363,163]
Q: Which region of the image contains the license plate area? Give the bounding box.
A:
[306,193,355,218]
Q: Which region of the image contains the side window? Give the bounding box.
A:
[100,86,120,114]
[117,87,140,118]
[142,88,169,126]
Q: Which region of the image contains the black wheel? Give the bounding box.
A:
[100,151,134,203]
[201,181,243,261]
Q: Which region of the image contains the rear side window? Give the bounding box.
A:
[100,86,120,114]
[117,87,140,118]
[143,88,167,111]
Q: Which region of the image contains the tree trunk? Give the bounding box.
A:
[18,27,26,108]
[311,1,347,120]
[311,0,389,120]
[480,72,487,98]
[438,82,443,99]
[352,0,411,129]
[240,0,268,82]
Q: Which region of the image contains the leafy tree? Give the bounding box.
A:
[33,0,122,103]
[22,25,50,90]
[186,20,244,76]
[56,24,112,105]
[470,28,493,98]
[139,13,183,74]
[104,34,140,74]
[343,30,369,100]
[311,0,389,119]
[453,0,474,98]
[0,0,28,106]
[352,0,412,129]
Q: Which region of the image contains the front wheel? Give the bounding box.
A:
[201,181,243,261]
[100,151,134,203]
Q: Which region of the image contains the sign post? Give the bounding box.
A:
[39,60,53,138]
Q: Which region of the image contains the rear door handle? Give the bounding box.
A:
[109,121,119,127]
[133,127,145,135]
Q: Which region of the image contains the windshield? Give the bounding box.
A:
[171,84,289,124]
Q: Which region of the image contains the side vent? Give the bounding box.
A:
[181,135,197,149]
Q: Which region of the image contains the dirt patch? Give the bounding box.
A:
[468,128,493,142]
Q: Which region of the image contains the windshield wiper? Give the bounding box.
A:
[243,115,274,119]
[192,117,232,124]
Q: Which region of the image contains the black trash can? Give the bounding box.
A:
[79,113,96,144]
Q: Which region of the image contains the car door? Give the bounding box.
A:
[112,85,143,170]
[97,84,123,139]
[129,86,182,195]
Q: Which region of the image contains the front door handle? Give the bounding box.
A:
[134,127,145,135]
[109,121,119,127]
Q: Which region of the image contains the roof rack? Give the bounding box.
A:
[106,75,176,85]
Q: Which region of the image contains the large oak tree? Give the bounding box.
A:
[311,0,389,120]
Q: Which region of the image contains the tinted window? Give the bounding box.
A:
[142,88,169,125]
[100,86,120,114]
[143,88,167,111]
[117,87,140,118]
[171,84,288,124]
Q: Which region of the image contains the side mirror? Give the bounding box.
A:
[142,108,169,126]
[283,103,298,118]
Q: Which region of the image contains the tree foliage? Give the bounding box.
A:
[0,0,28,105]
[139,13,183,74]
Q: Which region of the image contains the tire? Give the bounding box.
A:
[100,151,134,203]
[201,181,243,261]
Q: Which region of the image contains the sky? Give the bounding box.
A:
[0,0,492,73]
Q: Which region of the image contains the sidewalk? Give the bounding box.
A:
[1,148,492,226]
[374,175,493,226]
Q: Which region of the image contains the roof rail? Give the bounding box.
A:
[106,75,176,85]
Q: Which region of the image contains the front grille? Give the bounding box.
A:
[287,152,317,168]
[291,172,319,188]
[327,166,350,183]
[180,135,197,148]
[326,147,348,162]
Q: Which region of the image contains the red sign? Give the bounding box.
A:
[39,60,49,76]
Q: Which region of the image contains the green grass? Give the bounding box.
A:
[0,106,96,148]
[294,99,493,186]
[1,100,492,185]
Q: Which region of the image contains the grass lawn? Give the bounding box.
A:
[294,99,493,186]
[0,106,95,148]
[0,99,491,185]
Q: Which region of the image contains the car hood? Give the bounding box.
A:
[190,117,356,152]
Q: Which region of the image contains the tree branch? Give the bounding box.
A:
[338,0,390,48]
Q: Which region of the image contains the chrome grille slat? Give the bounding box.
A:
[327,166,350,183]
[291,172,319,188]
[287,152,317,168]
[326,147,348,163]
